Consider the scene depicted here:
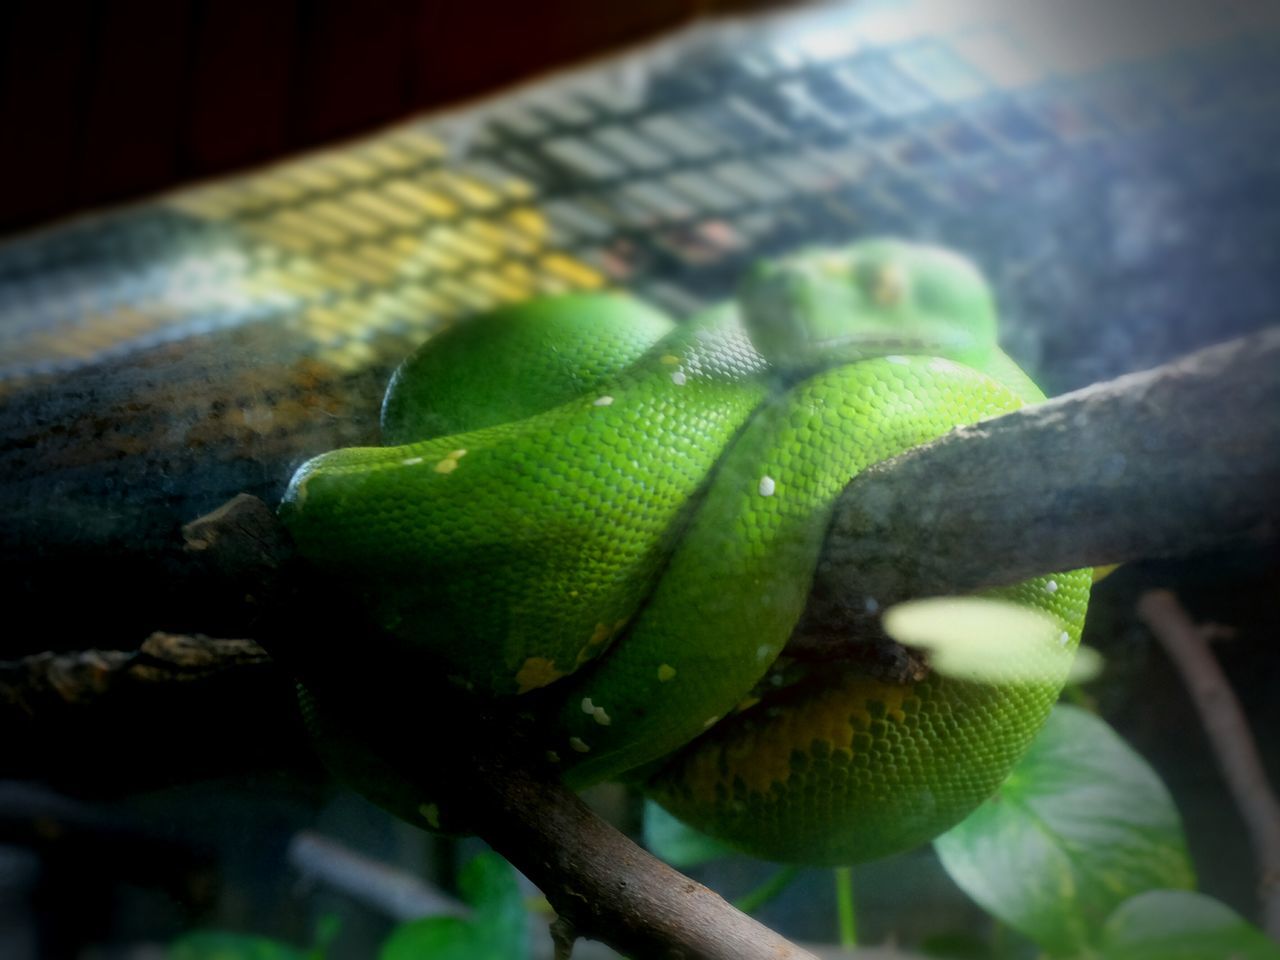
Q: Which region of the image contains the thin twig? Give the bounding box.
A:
[1138,589,1280,940]
[467,753,818,959]
[287,830,465,923]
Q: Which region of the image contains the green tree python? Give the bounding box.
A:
[279,239,1091,866]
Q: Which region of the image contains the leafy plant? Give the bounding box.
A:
[1098,890,1280,960]
[168,855,528,960]
[642,703,1279,960]
[934,705,1195,954]
[176,708,1277,959]
[379,852,527,960]
[170,915,338,960]
[169,932,311,960]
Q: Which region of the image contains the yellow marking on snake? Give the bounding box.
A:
[515,656,565,694]
[681,678,912,806]
[418,803,441,829]
[657,664,677,682]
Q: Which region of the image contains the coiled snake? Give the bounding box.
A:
[280,239,1090,865]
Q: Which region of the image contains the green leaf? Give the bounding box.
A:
[169,932,308,960]
[883,597,1073,684]
[380,917,477,960]
[934,705,1194,955]
[379,853,527,960]
[460,851,526,951]
[1099,890,1280,960]
[306,915,341,960]
[643,799,737,868]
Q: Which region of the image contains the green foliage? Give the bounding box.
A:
[1098,890,1280,960]
[169,855,526,960]
[169,915,338,960]
[168,932,310,960]
[935,705,1195,956]
[642,799,737,869]
[379,852,527,960]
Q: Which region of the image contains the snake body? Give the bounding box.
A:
[280,240,1090,865]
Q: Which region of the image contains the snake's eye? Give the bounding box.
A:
[858,262,908,308]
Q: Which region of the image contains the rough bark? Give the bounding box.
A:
[797,327,1280,652]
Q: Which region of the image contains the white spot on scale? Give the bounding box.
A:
[864,596,880,613]
[1045,579,1059,594]
[886,355,909,365]
[1059,631,1071,647]
[593,395,614,407]
[756,644,772,661]
[703,716,719,729]
[928,357,956,373]
[758,475,776,497]
[581,697,595,715]
[546,751,561,764]
[671,371,687,386]
[592,707,611,726]
[569,737,591,753]
[401,456,424,466]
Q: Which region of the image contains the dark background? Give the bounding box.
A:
[0,0,772,237]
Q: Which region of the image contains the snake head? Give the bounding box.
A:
[738,238,999,374]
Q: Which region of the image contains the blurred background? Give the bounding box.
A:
[1,0,1278,956]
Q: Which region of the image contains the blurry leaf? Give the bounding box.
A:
[1066,644,1104,684]
[1099,890,1280,960]
[380,918,477,960]
[918,931,994,959]
[460,851,526,949]
[306,915,341,960]
[934,705,1194,956]
[169,932,308,960]
[883,597,1074,683]
[643,799,737,868]
[380,852,527,960]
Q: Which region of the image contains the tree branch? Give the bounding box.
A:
[1138,590,1280,940]
[798,328,1280,649]
[0,629,310,793]
[469,753,817,959]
